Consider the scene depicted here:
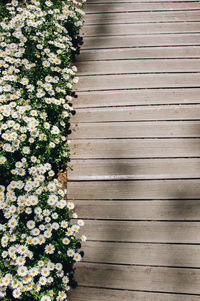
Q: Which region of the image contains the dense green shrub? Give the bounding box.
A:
[0,0,86,300]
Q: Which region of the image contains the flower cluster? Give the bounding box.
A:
[0,0,86,300]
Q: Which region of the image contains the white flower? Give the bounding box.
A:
[67,201,74,210]
[12,289,21,299]
[17,266,28,277]
[81,235,87,242]
[74,253,82,262]
[0,156,6,164]
[45,244,55,254]
[16,257,25,266]
[41,267,50,277]
[62,237,70,245]
[78,219,85,226]
[39,276,47,286]
[67,249,74,257]
[27,220,35,229]
[22,146,30,154]
[8,218,18,228]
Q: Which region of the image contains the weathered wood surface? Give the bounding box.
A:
[69,158,200,180]
[72,105,200,121]
[83,22,200,36]
[74,263,200,294]
[68,1,200,300]
[82,241,200,266]
[68,180,200,200]
[86,11,200,24]
[76,74,200,91]
[86,3,200,13]
[78,59,200,74]
[70,121,200,138]
[69,287,200,301]
[82,34,200,49]
[70,139,200,158]
[74,89,200,108]
[78,47,200,61]
[75,200,200,220]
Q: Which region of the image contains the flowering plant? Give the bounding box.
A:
[0,0,86,300]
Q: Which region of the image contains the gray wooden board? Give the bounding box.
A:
[78,47,200,61]
[69,287,200,301]
[76,73,200,91]
[82,34,200,49]
[68,1,200,300]
[87,0,200,3]
[85,11,200,24]
[74,88,200,108]
[86,3,200,13]
[74,262,200,294]
[70,121,200,138]
[83,241,200,266]
[77,220,200,243]
[68,158,200,180]
[69,138,200,158]
[71,105,200,122]
[68,179,200,200]
[77,59,200,75]
[82,22,200,36]
[74,199,200,220]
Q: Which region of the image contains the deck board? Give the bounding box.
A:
[68,1,200,300]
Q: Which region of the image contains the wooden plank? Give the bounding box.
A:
[82,34,200,49]
[75,89,200,108]
[74,262,200,294]
[85,11,200,24]
[83,241,200,266]
[86,3,200,13]
[87,0,200,3]
[77,59,200,75]
[70,121,200,139]
[72,106,200,122]
[76,73,200,91]
[68,179,200,200]
[70,138,200,158]
[77,220,200,243]
[68,158,200,180]
[78,47,200,61]
[75,200,200,220]
[69,287,200,301]
[83,22,200,36]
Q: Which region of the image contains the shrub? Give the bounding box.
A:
[0,0,86,300]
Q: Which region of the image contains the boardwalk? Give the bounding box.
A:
[68,0,200,300]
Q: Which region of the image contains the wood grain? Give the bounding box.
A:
[74,88,200,108]
[75,200,200,220]
[76,73,200,91]
[83,241,200,266]
[70,121,200,138]
[78,47,200,61]
[70,138,200,159]
[69,287,200,301]
[83,22,200,36]
[77,59,200,75]
[68,158,200,180]
[72,105,200,122]
[86,2,200,13]
[74,262,200,294]
[68,179,200,200]
[82,34,200,49]
[86,11,200,24]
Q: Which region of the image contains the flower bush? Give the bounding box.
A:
[0,0,86,300]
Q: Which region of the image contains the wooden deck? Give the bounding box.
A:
[68,0,200,300]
